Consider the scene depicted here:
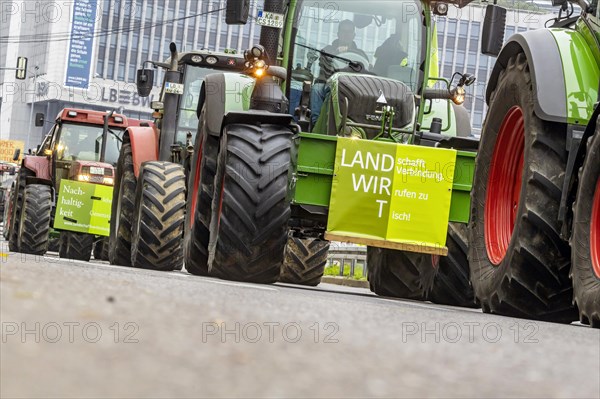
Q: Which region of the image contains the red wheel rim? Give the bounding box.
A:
[591,178,600,278]
[189,141,203,227]
[485,106,525,265]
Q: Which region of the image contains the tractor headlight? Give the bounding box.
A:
[254,60,267,78]
[103,177,114,186]
[452,86,465,105]
[77,174,91,182]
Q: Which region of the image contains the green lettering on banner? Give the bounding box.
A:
[54,180,113,237]
[327,138,456,250]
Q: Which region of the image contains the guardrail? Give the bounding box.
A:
[327,244,367,278]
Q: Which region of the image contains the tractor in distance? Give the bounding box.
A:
[469,0,600,327]
[0,159,18,224]
[5,108,137,261]
[108,45,249,269]
[117,0,482,308]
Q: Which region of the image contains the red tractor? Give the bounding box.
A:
[6,108,148,261]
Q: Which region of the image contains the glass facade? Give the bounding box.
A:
[95,0,264,86]
[435,2,556,134]
[94,1,554,134]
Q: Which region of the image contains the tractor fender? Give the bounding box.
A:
[124,126,158,177]
[22,156,51,180]
[486,29,599,125]
[197,72,257,137]
[25,176,53,187]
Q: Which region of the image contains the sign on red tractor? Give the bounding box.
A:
[54,180,113,236]
[0,140,24,163]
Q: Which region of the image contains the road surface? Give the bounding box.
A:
[1,247,599,398]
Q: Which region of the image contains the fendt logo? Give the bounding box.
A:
[365,114,383,122]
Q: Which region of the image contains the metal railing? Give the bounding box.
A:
[326,244,367,278]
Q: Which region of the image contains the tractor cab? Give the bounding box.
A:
[36,109,128,188]
[137,48,247,155]
[169,50,246,146]
[291,0,423,91]
[289,0,470,139]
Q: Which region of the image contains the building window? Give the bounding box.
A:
[447,20,457,35]
[132,32,140,51]
[179,0,186,18]
[459,21,469,38]
[97,59,105,77]
[128,65,136,83]
[107,60,115,80]
[118,63,125,81]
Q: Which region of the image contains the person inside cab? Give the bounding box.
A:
[373,33,409,77]
[310,19,369,125]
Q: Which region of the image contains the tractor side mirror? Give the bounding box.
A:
[136,68,155,97]
[35,113,45,127]
[481,4,507,57]
[226,0,250,25]
[551,0,567,6]
[12,148,20,161]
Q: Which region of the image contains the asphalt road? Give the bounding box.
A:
[1,244,599,398]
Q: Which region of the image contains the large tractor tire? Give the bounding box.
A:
[93,237,109,261]
[279,236,330,286]
[131,162,186,271]
[4,185,16,241]
[468,53,576,322]
[208,124,296,284]
[59,232,94,261]
[109,142,136,266]
[184,127,219,276]
[18,184,52,255]
[426,223,477,307]
[48,236,60,252]
[0,191,5,223]
[571,129,600,328]
[8,167,33,252]
[367,247,433,300]
[367,224,476,307]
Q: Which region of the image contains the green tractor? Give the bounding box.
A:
[122,0,480,306]
[470,0,600,326]
[108,46,248,269]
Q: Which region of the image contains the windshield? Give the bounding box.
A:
[57,123,124,166]
[176,65,219,145]
[292,0,423,90]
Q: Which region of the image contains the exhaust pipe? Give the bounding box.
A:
[259,0,285,63]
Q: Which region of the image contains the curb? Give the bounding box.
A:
[321,276,370,289]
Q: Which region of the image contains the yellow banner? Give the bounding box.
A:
[0,140,24,163]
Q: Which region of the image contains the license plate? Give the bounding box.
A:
[257,11,284,28]
[165,82,184,95]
